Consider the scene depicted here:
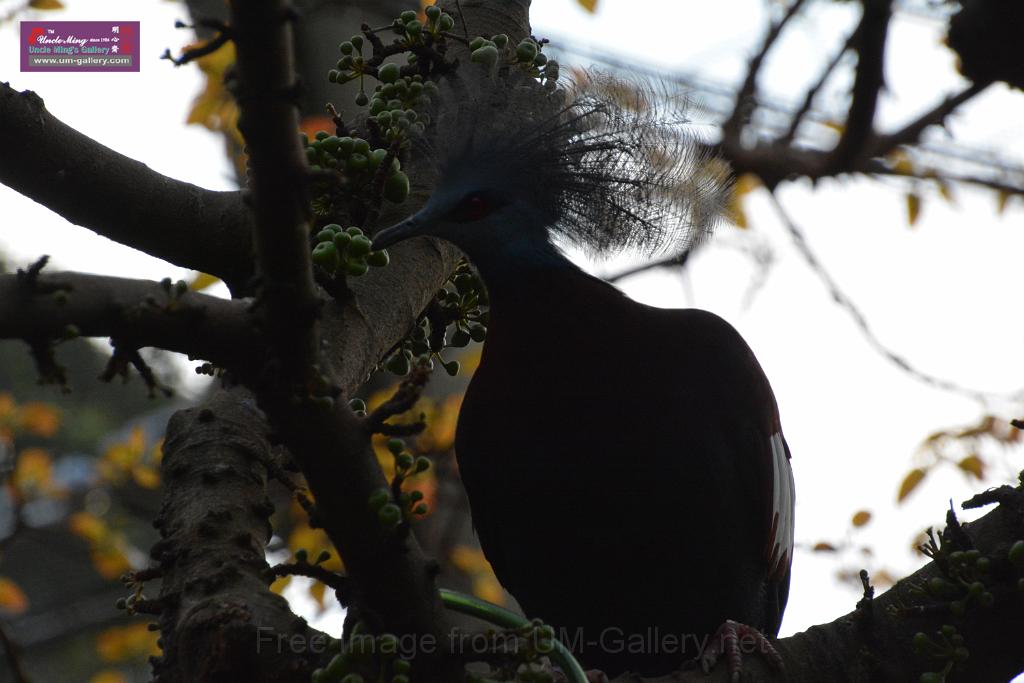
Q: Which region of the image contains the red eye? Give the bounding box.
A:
[451,193,492,222]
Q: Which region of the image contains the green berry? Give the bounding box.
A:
[367,250,390,267]
[345,259,370,277]
[355,92,369,106]
[397,453,414,470]
[492,34,508,49]
[515,39,538,63]
[348,397,367,412]
[352,138,370,155]
[379,62,401,84]
[386,354,410,375]
[405,19,423,35]
[400,10,417,23]
[368,488,390,511]
[328,69,340,83]
[450,329,471,347]
[347,153,368,173]
[979,591,994,607]
[333,232,352,250]
[1009,540,1024,568]
[316,228,335,243]
[349,235,373,257]
[337,137,354,155]
[346,226,364,236]
[468,323,487,342]
[369,148,390,169]
[340,41,353,55]
[312,242,339,271]
[534,53,548,67]
[321,136,341,154]
[295,548,308,562]
[425,5,440,21]
[471,45,499,66]
[315,130,329,141]
[469,36,486,50]
[949,599,965,616]
[919,674,943,683]
[378,503,402,527]
[387,438,405,454]
[369,97,387,115]
[384,171,410,203]
[413,503,428,516]
[439,14,454,31]
[442,360,460,376]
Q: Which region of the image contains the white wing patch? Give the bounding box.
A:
[766,432,795,580]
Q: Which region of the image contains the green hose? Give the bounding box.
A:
[439,588,588,683]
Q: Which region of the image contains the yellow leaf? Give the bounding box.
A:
[473,575,506,605]
[96,623,160,662]
[188,272,220,291]
[822,120,845,134]
[13,447,55,497]
[576,0,598,12]
[726,173,761,229]
[851,510,872,528]
[889,150,914,175]
[70,511,108,542]
[29,0,65,8]
[131,465,161,489]
[270,575,292,595]
[0,577,29,615]
[957,454,984,480]
[897,467,927,503]
[812,542,837,552]
[935,179,955,205]
[89,671,127,683]
[906,193,921,227]
[19,402,60,437]
[92,545,132,580]
[996,190,1012,215]
[308,580,327,610]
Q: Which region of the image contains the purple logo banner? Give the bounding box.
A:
[21,21,140,72]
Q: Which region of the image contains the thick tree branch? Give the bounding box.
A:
[827,0,893,171]
[868,82,989,158]
[0,83,255,290]
[618,480,1024,683]
[0,270,259,371]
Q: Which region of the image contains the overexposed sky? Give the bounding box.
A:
[2,0,1022,668]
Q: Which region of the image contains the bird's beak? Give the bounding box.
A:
[372,215,424,251]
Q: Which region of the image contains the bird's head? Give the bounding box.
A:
[372,72,729,271]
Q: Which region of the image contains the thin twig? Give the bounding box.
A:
[868,82,990,158]
[722,0,808,140]
[780,28,858,146]
[767,190,1022,404]
[607,250,691,283]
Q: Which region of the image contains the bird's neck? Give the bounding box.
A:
[471,247,628,342]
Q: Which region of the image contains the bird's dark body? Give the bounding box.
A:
[455,264,790,676]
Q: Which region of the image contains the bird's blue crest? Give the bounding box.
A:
[414,68,731,258]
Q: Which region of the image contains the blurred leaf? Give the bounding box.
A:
[577,0,598,12]
[0,576,28,615]
[96,623,160,662]
[29,0,64,8]
[12,447,57,499]
[889,150,914,175]
[309,580,327,610]
[88,672,127,683]
[19,401,60,437]
[906,193,921,226]
[270,574,292,595]
[69,512,133,579]
[451,546,506,605]
[897,467,927,503]
[726,173,760,229]
[996,190,1012,215]
[812,542,837,552]
[188,272,220,291]
[935,179,955,205]
[851,510,872,528]
[957,454,984,480]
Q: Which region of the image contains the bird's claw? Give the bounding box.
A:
[698,619,783,682]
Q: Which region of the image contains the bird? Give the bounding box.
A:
[372,71,795,679]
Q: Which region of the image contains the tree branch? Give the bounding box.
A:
[826,0,893,171]
[0,270,259,372]
[868,82,990,158]
[0,83,255,290]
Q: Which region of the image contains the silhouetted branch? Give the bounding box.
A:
[0,83,255,291]
[827,0,893,171]
[869,82,990,158]
[766,190,1022,404]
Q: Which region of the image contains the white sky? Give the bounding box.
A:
[1,0,1022,674]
